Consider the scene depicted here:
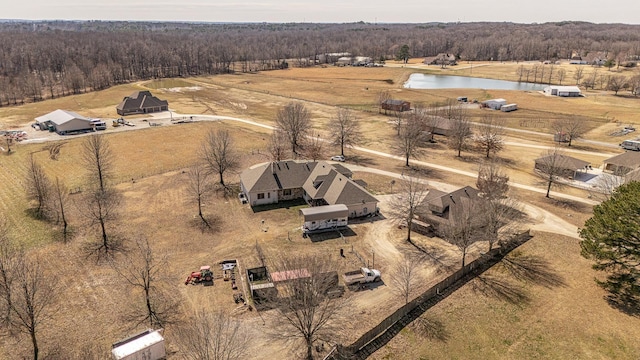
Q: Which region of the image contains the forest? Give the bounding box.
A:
[1,20,640,105]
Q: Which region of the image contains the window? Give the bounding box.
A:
[257,193,265,199]
[283,189,292,196]
[267,192,270,198]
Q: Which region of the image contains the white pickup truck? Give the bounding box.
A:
[343,267,381,286]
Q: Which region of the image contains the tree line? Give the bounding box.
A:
[2,21,640,106]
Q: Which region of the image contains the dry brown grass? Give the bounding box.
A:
[1,64,639,359]
[370,231,640,360]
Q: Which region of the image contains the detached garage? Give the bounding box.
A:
[35,109,94,135]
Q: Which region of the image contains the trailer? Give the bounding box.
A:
[620,140,640,151]
[112,329,165,360]
[500,103,518,112]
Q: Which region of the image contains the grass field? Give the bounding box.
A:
[1,64,639,359]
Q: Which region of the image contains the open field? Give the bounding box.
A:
[1,64,639,359]
[370,231,640,360]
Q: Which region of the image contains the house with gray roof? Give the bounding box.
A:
[34,109,94,134]
[417,186,481,233]
[603,152,640,175]
[116,91,169,116]
[534,154,589,179]
[240,160,378,218]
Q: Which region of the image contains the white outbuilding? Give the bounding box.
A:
[111,329,166,360]
[543,86,582,97]
[482,98,507,110]
[34,109,94,135]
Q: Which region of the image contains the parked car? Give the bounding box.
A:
[330,155,345,162]
[238,193,248,204]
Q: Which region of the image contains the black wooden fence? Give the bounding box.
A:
[324,230,532,360]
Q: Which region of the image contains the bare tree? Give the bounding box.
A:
[328,108,361,157]
[83,187,122,256]
[607,75,627,95]
[9,255,58,360]
[201,129,239,187]
[389,255,424,304]
[267,130,289,162]
[0,218,16,325]
[303,133,324,161]
[25,154,52,219]
[394,118,427,167]
[82,134,114,192]
[111,236,180,328]
[268,254,346,360]
[534,147,568,198]
[442,201,483,267]
[377,90,391,113]
[391,110,405,136]
[551,118,586,147]
[476,160,510,201]
[51,177,70,242]
[447,112,472,157]
[479,196,523,251]
[388,174,428,243]
[573,66,585,85]
[424,104,442,143]
[275,102,311,156]
[557,68,566,85]
[474,115,505,158]
[186,163,214,229]
[175,309,250,360]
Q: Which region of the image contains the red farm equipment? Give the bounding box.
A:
[185,266,214,286]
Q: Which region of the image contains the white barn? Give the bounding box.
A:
[482,98,507,110]
[35,109,94,134]
[544,86,582,97]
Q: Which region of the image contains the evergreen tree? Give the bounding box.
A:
[580,181,640,312]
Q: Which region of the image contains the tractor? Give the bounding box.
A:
[185,265,214,286]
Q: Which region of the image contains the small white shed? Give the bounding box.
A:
[482,98,507,110]
[300,204,348,233]
[112,329,166,360]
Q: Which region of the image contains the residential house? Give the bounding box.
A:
[603,152,640,175]
[381,99,411,113]
[416,186,481,235]
[534,154,589,178]
[116,91,169,116]
[240,160,378,218]
[423,53,457,66]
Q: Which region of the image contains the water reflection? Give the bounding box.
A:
[404,73,547,91]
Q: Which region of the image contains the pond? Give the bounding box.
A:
[404,73,547,91]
